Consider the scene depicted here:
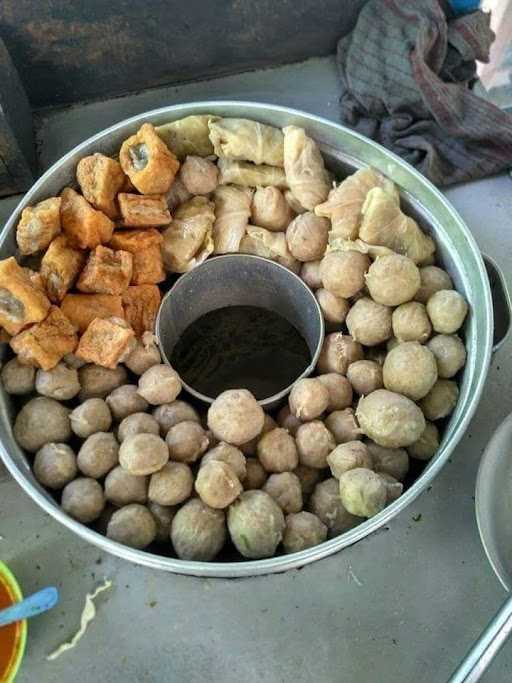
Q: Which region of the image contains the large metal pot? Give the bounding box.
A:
[0,102,494,577]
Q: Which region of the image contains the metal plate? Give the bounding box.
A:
[0,101,494,577]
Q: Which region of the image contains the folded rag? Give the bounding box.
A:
[336,0,512,185]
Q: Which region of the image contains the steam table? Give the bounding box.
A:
[0,56,511,682]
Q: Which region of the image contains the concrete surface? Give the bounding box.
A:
[1,57,512,682]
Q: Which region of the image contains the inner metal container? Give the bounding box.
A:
[156,254,324,409]
[0,101,494,577]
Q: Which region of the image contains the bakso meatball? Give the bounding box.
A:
[315,289,350,325]
[79,364,127,400]
[419,380,459,421]
[148,462,194,506]
[105,466,148,506]
[195,460,242,509]
[251,186,294,231]
[33,443,77,490]
[166,420,209,463]
[117,412,160,442]
[327,441,372,479]
[14,397,71,453]
[171,499,226,561]
[152,400,200,436]
[427,334,466,378]
[148,502,176,543]
[263,472,303,513]
[276,405,302,436]
[316,333,363,375]
[77,432,119,479]
[324,408,361,444]
[61,477,105,523]
[106,384,149,420]
[366,254,420,306]
[35,363,80,400]
[383,341,438,400]
[257,428,299,473]
[207,389,264,446]
[179,155,219,195]
[356,389,425,448]
[107,504,157,549]
[309,478,358,537]
[426,290,468,334]
[415,266,453,304]
[244,458,268,490]
[70,398,112,439]
[289,377,329,421]
[320,250,369,298]
[286,213,329,262]
[338,468,387,518]
[295,421,336,469]
[201,442,247,482]
[392,302,432,343]
[300,260,323,289]
[137,364,182,405]
[407,421,440,460]
[124,337,161,375]
[317,373,353,410]
[365,441,409,481]
[227,490,285,559]
[1,357,35,395]
[346,361,383,396]
[119,433,169,475]
[283,511,327,553]
[346,298,392,347]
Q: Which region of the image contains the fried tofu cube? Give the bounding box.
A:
[118,193,171,227]
[77,245,133,295]
[10,306,78,370]
[119,123,179,194]
[76,153,126,219]
[61,188,115,249]
[61,293,124,333]
[16,197,62,256]
[40,235,87,303]
[76,317,135,368]
[109,229,165,285]
[122,285,161,337]
[0,257,51,335]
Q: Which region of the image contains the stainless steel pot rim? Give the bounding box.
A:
[0,100,493,577]
[155,253,325,408]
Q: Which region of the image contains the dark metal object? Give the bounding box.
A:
[0,0,367,108]
[0,37,35,195]
[156,254,324,410]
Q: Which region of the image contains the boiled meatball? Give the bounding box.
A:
[257,428,298,473]
[227,490,285,559]
[171,498,226,561]
[119,433,169,475]
[70,398,112,439]
[426,290,468,334]
[356,389,425,448]
[415,266,453,304]
[105,466,148,506]
[148,462,194,506]
[1,357,35,395]
[33,443,77,490]
[137,364,182,405]
[419,380,459,421]
[345,298,392,347]
[14,397,71,453]
[295,421,336,469]
[78,364,127,400]
[107,504,157,549]
[166,420,209,463]
[327,441,372,479]
[106,384,149,420]
[346,360,383,396]
[316,333,363,375]
[77,432,119,479]
[179,155,218,195]
[35,363,80,400]
[315,289,350,325]
[317,373,353,411]
[427,334,466,378]
[195,460,242,509]
[383,341,438,400]
[201,442,247,481]
[392,302,432,343]
[324,408,362,444]
[263,472,303,513]
[152,400,200,436]
[207,389,264,446]
[61,477,105,523]
[366,254,420,306]
[300,260,323,289]
[407,421,440,460]
[365,441,409,481]
[289,377,329,421]
[309,478,358,537]
[338,468,387,518]
[286,213,329,262]
[320,250,369,298]
[283,511,327,553]
[117,412,160,442]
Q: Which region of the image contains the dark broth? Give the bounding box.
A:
[171,305,311,400]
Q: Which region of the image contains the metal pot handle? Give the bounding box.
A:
[482,254,511,353]
[447,594,512,682]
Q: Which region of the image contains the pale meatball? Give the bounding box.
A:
[171,499,226,561]
[419,380,459,421]
[289,377,329,421]
[35,362,80,400]
[286,213,329,262]
[195,460,242,509]
[263,472,303,513]
[251,186,293,231]
[392,302,432,343]
[152,400,200,436]
[70,398,112,438]
[276,405,302,436]
[137,364,182,405]
[309,478,358,536]
[296,421,336,469]
[408,421,440,460]
[244,458,268,490]
[346,298,392,347]
[207,389,264,446]
[346,360,383,396]
[77,432,119,479]
[427,290,468,334]
[283,511,327,553]
[324,408,361,444]
[179,155,218,195]
[1,357,35,395]
[105,466,148,506]
[366,441,409,481]
[107,504,157,549]
[327,441,372,479]
[33,443,77,490]
[257,428,298,473]
[427,334,467,378]
[293,464,321,499]
[357,389,425,448]
[61,477,105,523]
[338,468,387,518]
[166,420,209,463]
[124,338,161,375]
[415,266,453,304]
[317,373,353,410]
[14,397,71,453]
[316,333,363,375]
[383,341,438,400]
[79,364,127,400]
[300,260,323,289]
[117,412,160,442]
[201,442,247,481]
[148,502,176,543]
[227,490,285,559]
[320,250,369,298]
[106,384,149,420]
[148,462,194,506]
[315,289,350,325]
[366,254,420,306]
[119,433,169,475]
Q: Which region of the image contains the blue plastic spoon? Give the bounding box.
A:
[0,586,59,627]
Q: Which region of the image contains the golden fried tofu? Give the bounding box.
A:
[77,245,133,295]
[22,268,45,293]
[119,123,179,194]
[40,235,87,303]
[61,188,115,249]
[122,285,161,337]
[61,293,124,333]
[76,317,135,368]
[10,306,78,370]
[76,153,126,219]
[16,197,62,256]
[0,257,51,335]
[109,229,165,285]
[118,193,171,227]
